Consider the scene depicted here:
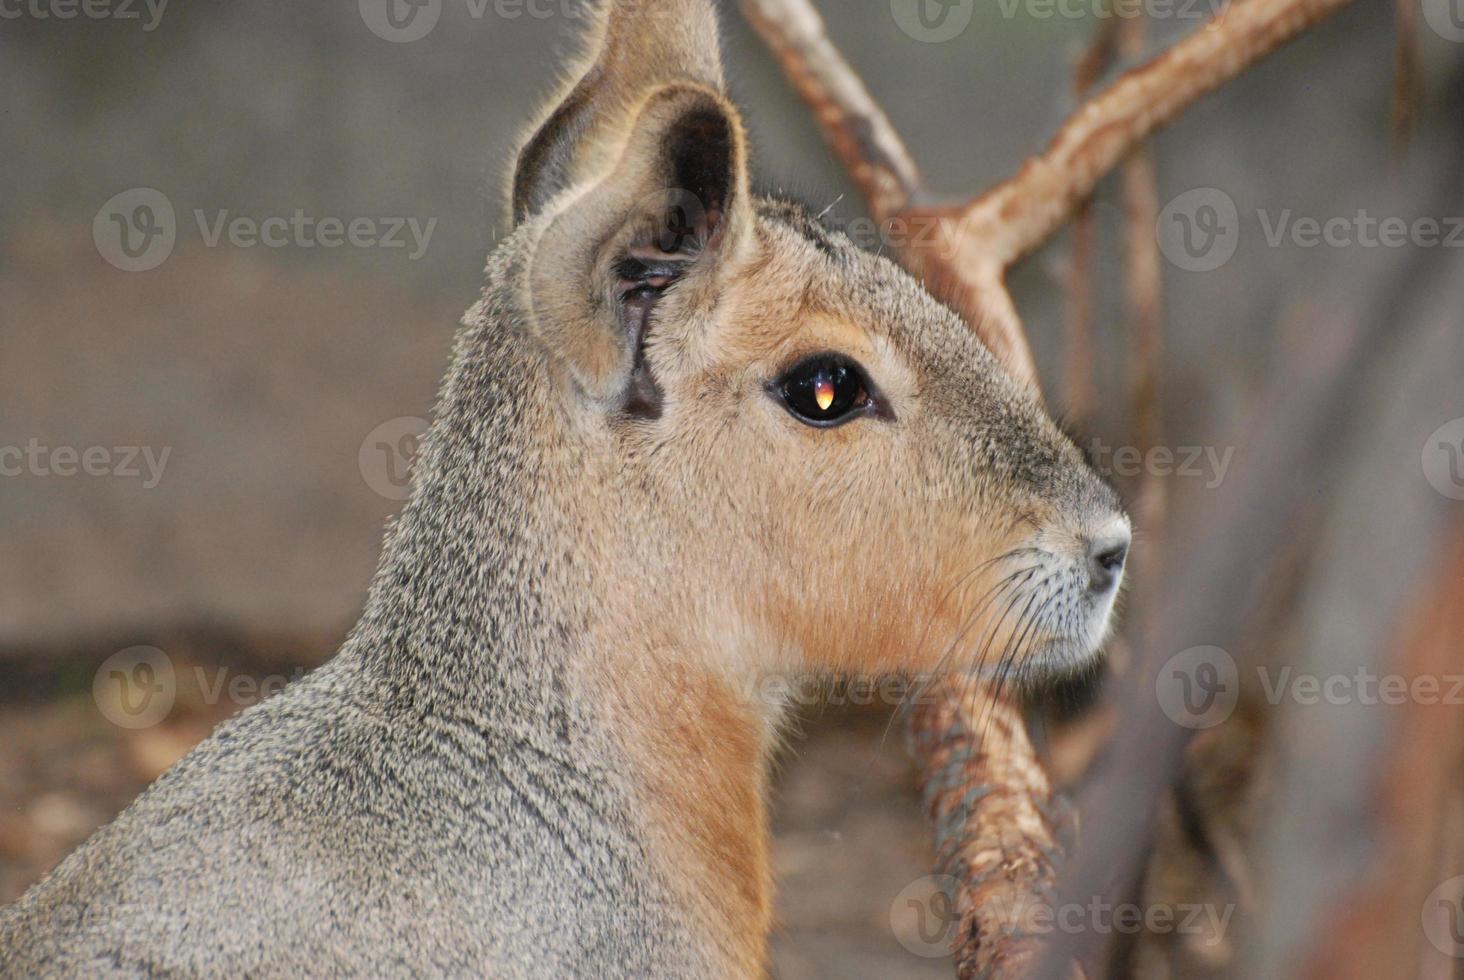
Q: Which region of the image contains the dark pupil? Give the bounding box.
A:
[783,359,864,421]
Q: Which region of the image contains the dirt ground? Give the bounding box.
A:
[0,654,951,979]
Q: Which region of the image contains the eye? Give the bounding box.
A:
[773,354,878,428]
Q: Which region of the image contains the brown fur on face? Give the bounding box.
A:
[589,207,1126,686]
[0,5,1130,979]
[507,1,1130,974]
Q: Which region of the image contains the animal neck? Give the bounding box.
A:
[588,620,782,976]
[352,283,781,974]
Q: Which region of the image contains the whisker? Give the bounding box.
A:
[883,565,1036,744]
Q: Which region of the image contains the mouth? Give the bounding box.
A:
[950,535,1127,687]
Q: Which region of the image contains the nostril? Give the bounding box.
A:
[1087,535,1130,593]
[1096,542,1128,572]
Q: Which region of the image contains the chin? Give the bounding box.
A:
[978,617,1116,692]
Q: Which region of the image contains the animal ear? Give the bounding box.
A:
[511,0,727,225]
[522,82,751,414]
[511,0,751,415]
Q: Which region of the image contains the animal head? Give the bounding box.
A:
[504,0,1129,687]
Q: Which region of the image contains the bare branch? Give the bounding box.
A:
[1117,7,1167,606]
[957,0,1359,269]
[910,685,1084,979]
[1061,204,1099,421]
[746,1,1374,975]
[1060,14,1123,422]
[1392,0,1420,153]
[745,0,1357,394]
[1284,524,1464,978]
[740,0,924,220]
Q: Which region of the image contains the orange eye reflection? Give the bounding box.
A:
[813,375,836,412]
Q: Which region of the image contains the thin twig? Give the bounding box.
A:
[1062,205,1100,422]
[951,0,1359,271]
[1117,4,1167,607]
[746,0,1358,393]
[1392,0,1420,154]
[746,0,1364,974]
[1062,13,1123,423]
[740,0,924,221]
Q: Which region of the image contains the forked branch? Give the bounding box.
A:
[746,0,1358,974]
[744,0,1357,389]
[741,0,924,220]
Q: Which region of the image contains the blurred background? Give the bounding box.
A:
[2,1,1461,976]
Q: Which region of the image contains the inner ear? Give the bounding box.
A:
[658,107,733,255]
[611,107,738,420]
[523,84,749,413]
[614,254,676,419]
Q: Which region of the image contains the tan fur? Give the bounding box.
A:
[0,4,1128,977]
[500,5,1131,972]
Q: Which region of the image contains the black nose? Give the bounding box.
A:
[1087,534,1130,594]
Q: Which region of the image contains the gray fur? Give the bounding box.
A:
[1,230,712,977]
[1,1,1126,975]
